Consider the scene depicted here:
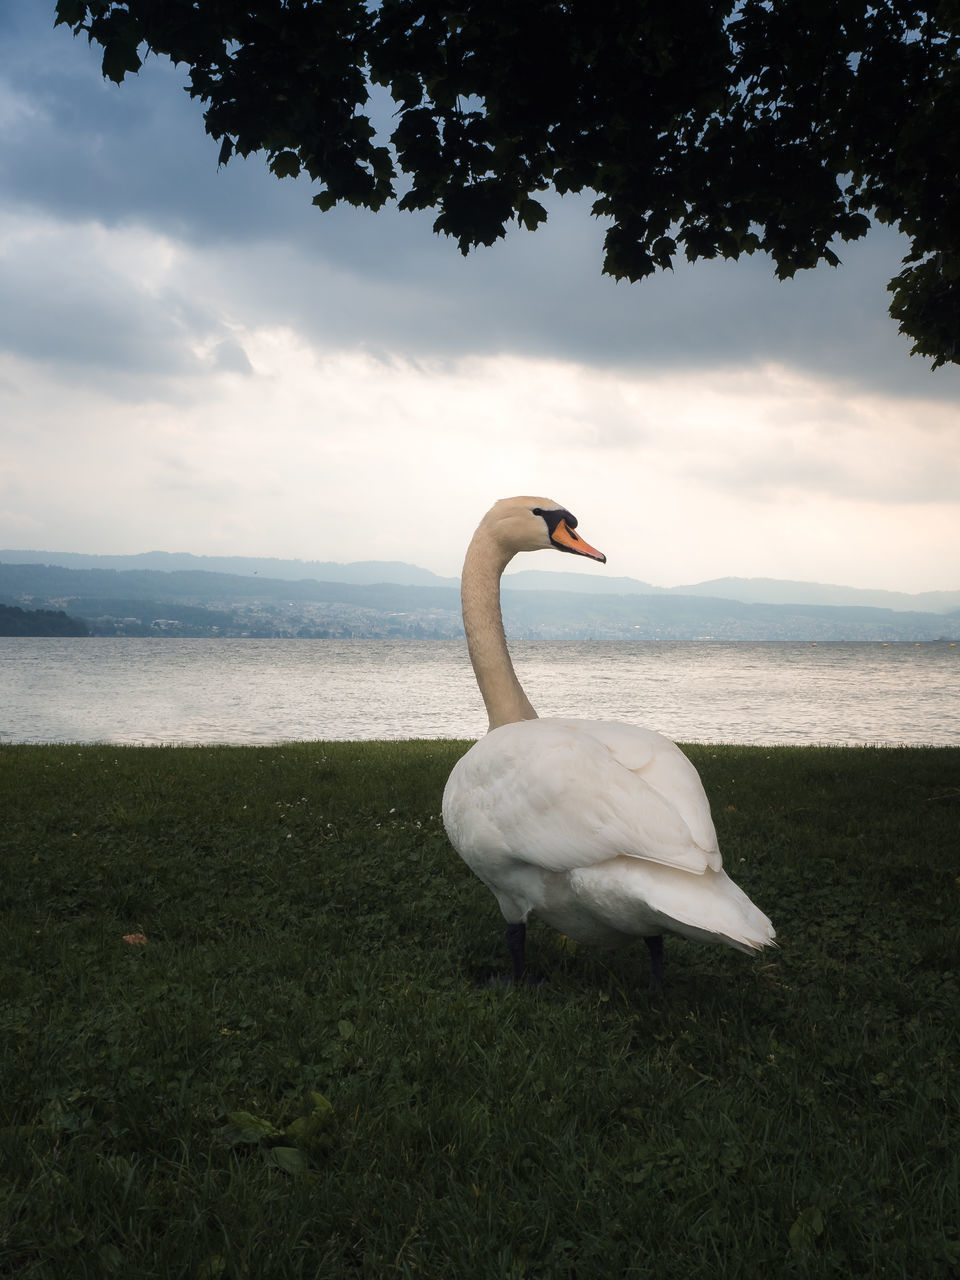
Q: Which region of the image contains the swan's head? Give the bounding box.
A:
[482,496,606,562]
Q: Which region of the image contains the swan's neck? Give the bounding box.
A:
[460,525,538,732]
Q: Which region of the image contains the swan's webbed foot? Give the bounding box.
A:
[644,934,664,993]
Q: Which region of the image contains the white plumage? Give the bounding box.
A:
[441,496,775,985]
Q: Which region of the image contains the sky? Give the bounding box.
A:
[1,3,958,593]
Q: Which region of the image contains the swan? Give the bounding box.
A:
[441,496,776,987]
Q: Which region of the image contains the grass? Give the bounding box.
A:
[1,740,959,1278]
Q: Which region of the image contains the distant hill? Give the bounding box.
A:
[670,576,960,614]
[1,558,958,642]
[0,549,459,588]
[0,603,89,636]
[503,569,667,595]
[3,549,957,612]
[504,569,960,613]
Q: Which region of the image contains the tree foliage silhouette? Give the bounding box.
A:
[56,0,960,366]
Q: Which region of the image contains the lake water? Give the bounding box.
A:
[2,638,957,748]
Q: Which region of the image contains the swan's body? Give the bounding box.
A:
[441,496,775,985]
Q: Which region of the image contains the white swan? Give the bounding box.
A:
[441,497,776,987]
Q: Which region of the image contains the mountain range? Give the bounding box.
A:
[4,548,959,611]
[1,550,958,641]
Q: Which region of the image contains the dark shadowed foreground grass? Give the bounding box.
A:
[1,741,958,1278]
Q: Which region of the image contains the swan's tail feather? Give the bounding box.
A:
[653,914,777,954]
[657,882,776,953]
[571,859,776,954]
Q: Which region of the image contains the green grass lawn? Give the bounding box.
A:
[1,741,958,1278]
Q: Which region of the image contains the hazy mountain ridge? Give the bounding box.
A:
[3,549,958,612]
[503,570,960,612]
[670,575,960,614]
[0,549,460,589]
[2,558,958,641]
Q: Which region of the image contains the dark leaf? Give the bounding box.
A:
[269,150,301,179]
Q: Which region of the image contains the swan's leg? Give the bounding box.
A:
[644,934,664,992]
[505,921,526,984]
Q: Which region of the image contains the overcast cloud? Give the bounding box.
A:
[1,1,958,591]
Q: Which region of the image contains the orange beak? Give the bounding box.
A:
[550,519,606,563]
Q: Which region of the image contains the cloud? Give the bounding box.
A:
[2,321,956,590]
[662,366,960,504]
[0,216,186,377]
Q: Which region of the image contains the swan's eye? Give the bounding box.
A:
[532,507,577,533]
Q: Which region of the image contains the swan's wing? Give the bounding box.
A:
[443,718,721,877]
[556,719,720,858]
